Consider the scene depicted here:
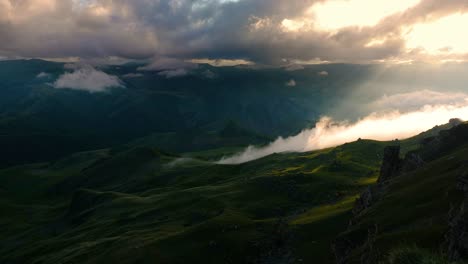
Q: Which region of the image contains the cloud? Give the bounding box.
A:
[53,65,124,92]
[0,0,157,59]
[370,90,468,111]
[36,72,51,78]
[317,71,329,76]
[0,0,467,64]
[158,68,189,78]
[202,70,216,79]
[138,57,197,78]
[284,64,305,71]
[219,91,468,164]
[285,79,297,87]
[190,59,254,67]
[138,57,196,71]
[122,73,144,78]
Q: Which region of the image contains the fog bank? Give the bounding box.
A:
[218,97,468,164]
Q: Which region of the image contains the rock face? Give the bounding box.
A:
[352,186,379,220]
[333,146,403,264]
[401,152,425,172]
[352,146,403,219]
[334,145,424,263]
[377,146,402,184]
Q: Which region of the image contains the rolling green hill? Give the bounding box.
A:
[2,119,468,263]
[0,137,393,263]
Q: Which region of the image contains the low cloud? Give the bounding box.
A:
[138,57,197,71]
[53,65,124,92]
[285,79,297,87]
[190,59,254,67]
[370,90,468,111]
[122,73,144,78]
[202,70,216,79]
[158,68,189,78]
[139,57,197,78]
[219,93,468,164]
[36,72,51,78]
[284,64,305,71]
[318,71,329,76]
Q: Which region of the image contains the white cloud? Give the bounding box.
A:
[36,72,51,78]
[219,92,468,164]
[317,71,329,76]
[53,65,124,92]
[285,79,296,87]
[370,90,468,111]
[406,13,468,54]
[309,0,422,30]
[190,58,254,67]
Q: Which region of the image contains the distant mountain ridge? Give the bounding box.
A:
[0,59,375,167]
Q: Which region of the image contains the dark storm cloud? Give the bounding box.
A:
[0,0,466,64]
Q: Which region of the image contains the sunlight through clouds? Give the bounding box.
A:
[406,13,468,54]
[309,0,421,30]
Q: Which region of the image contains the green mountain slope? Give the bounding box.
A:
[334,122,468,264]
[2,118,467,264]
[0,139,391,263]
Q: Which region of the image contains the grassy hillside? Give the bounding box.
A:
[2,113,466,263]
[0,139,391,263]
[334,122,468,264]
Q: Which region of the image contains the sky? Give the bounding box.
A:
[1,0,468,65]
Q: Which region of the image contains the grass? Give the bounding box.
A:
[2,121,465,264]
[382,246,464,264]
[0,139,390,263]
[336,124,468,264]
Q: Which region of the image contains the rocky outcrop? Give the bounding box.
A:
[352,146,403,219]
[351,186,380,220]
[378,146,402,184]
[333,146,401,263]
[401,152,425,173]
